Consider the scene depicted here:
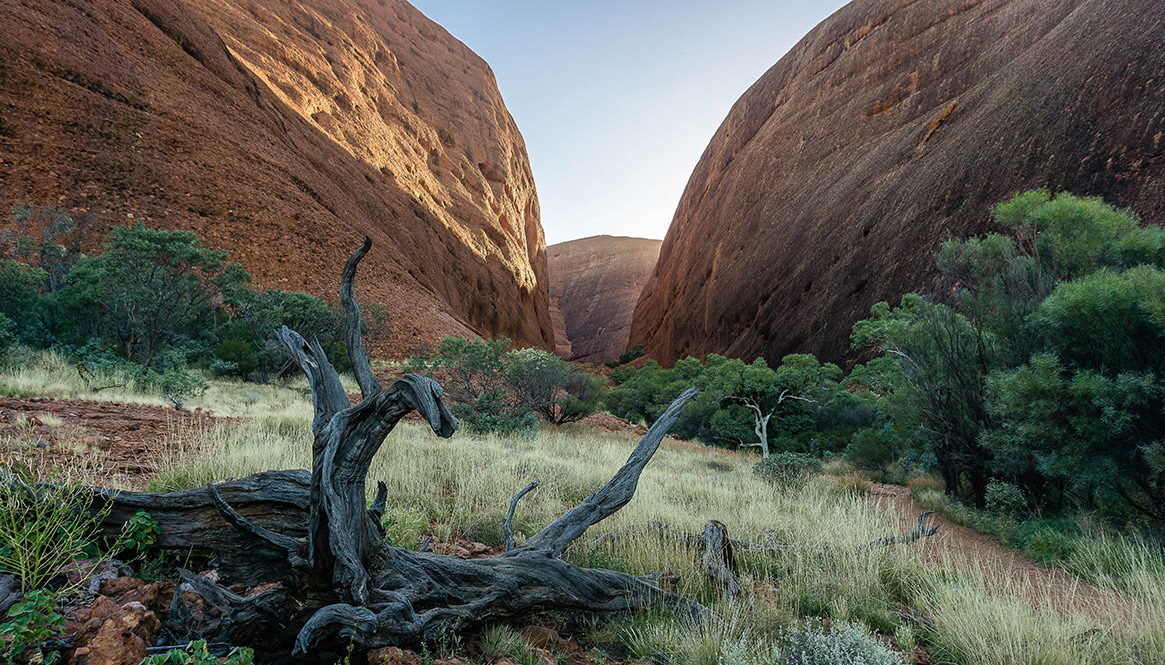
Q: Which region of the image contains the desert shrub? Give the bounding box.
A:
[464,387,539,435]
[984,480,1026,519]
[605,353,851,457]
[853,190,1165,526]
[213,338,258,376]
[844,428,897,474]
[779,622,901,665]
[409,337,604,432]
[0,314,16,358]
[0,259,46,339]
[508,347,603,424]
[754,452,822,488]
[618,345,646,365]
[71,343,207,397]
[223,287,344,379]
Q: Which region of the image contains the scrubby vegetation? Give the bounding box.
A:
[406,335,603,434]
[3,361,1163,664]
[0,202,396,391]
[604,191,1165,565]
[3,191,1165,664]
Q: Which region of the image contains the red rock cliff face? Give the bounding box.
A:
[547,236,662,363]
[630,0,1165,366]
[0,0,553,355]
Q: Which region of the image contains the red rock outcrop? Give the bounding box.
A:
[630,0,1165,366]
[0,0,553,356]
[548,236,662,363]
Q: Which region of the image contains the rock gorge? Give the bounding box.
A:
[630,0,1165,366]
[547,236,662,363]
[0,0,553,355]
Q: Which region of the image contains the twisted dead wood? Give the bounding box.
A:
[87,239,703,662]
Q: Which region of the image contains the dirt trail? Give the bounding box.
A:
[0,396,212,488]
[870,483,1137,619]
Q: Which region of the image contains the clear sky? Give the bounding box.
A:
[408,1,849,245]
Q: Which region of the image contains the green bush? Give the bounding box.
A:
[213,338,258,376]
[461,387,538,436]
[139,639,254,665]
[0,589,65,664]
[754,452,823,488]
[844,428,897,474]
[508,347,603,424]
[780,622,902,665]
[618,345,646,365]
[0,314,16,358]
[984,480,1026,519]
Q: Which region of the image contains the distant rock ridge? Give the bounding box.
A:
[548,236,662,363]
[630,0,1165,366]
[0,0,553,356]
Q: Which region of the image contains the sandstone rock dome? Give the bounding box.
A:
[630,0,1165,366]
[547,236,662,363]
[0,0,553,355]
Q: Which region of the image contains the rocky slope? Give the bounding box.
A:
[548,236,662,363]
[630,0,1165,366]
[0,0,553,355]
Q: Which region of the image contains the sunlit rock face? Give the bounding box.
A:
[0,0,553,356]
[548,236,662,363]
[630,0,1165,366]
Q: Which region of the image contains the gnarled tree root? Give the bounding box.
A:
[85,239,705,663]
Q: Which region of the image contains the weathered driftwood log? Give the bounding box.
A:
[90,239,703,662]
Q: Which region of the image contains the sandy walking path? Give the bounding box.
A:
[869,483,1140,620]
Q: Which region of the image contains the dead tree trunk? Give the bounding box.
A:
[92,239,703,662]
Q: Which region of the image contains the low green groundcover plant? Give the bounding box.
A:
[780,622,902,665]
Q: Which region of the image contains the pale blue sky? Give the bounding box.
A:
[409,1,849,245]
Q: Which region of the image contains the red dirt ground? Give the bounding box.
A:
[0,396,212,488]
